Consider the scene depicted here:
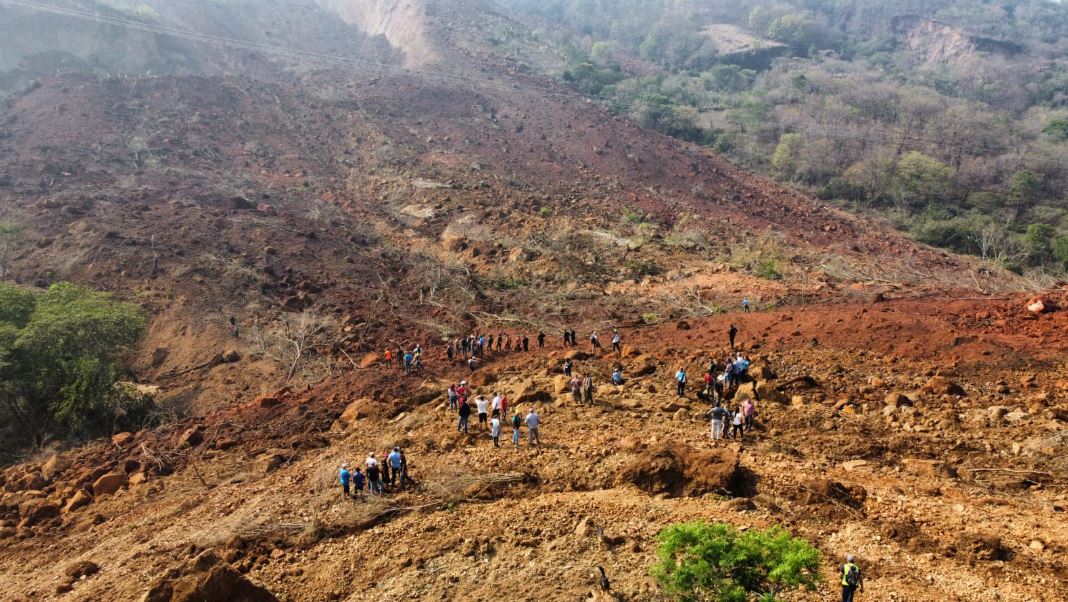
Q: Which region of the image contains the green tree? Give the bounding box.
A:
[1024,223,1055,265]
[651,522,821,602]
[771,133,804,179]
[0,282,148,450]
[895,152,953,211]
[1042,118,1068,140]
[1007,170,1040,211]
[1053,236,1068,269]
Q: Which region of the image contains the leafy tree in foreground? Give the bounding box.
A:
[0,282,148,453]
[652,522,821,602]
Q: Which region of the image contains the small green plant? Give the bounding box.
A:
[538,206,552,217]
[625,208,647,224]
[754,258,783,280]
[642,312,661,324]
[651,522,821,602]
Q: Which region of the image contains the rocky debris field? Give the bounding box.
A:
[0,295,1065,601]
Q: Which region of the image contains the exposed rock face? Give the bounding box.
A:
[316,0,438,67]
[142,550,279,602]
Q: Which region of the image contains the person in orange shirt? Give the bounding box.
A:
[384,349,393,369]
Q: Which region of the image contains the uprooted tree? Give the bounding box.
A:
[651,521,821,602]
[253,311,333,381]
[0,282,149,458]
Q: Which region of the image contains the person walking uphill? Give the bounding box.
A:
[840,556,864,602]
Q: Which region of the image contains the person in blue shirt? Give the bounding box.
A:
[388,448,403,487]
[351,467,366,498]
[742,298,751,313]
[675,367,687,397]
[403,352,413,374]
[612,368,624,385]
[339,463,351,498]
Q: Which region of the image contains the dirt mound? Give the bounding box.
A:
[618,444,739,498]
[142,549,278,602]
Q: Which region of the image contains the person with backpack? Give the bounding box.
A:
[457,399,471,434]
[511,411,522,449]
[675,367,687,397]
[742,298,751,313]
[490,416,501,447]
[611,330,622,356]
[582,375,594,404]
[590,331,601,351]
[709,402,730,444]
[339,463,351,498]
[728,324,738,350]
[840,556,863,602]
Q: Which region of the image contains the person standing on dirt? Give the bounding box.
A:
[582,374,594,404]
[570,375,582,404]
[388,447,403,487]
[399,449,410,489]
[743,398,756,432]
[476,395,490,431]
[525,408,541,447]
[742,298,751,313]
[730,405,745,439]
[381,449,392,488]
[612,368,624,385]
[522,335,530,352]
[703,370,714,398]
[458,399,471,434]
[339,463,351,498]
[228,316,239,338]
[491,392,502,419]
[563,358,573,377]
[512,411,522,449]
[447,342,455,363]
[505,334,513,352]
[448,385,458,411]
[563,329,570,347]
[590,331,602,351]
[538,331,546,349]
[496,333,503,352]
[384,348,394,369]
[500,393,509,421]
[709,402,730,444]
[611,330,622,356]
[366,462,382,495]
[840,556,864,602]
[352,467,365,499]
[403,351,414,375]
[675,367,687,397]
[490,415,501,447]
[728,324,738,350]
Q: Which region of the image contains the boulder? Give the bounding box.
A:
[256,453,286,475]
[798,479,866,509]
[41,454,69,481]
[255,395,281,408]
[734,382,757,402]
[884,393,912,408]
[755,382,788,403]
[112,432,135,446]
[221,350,241,363]
[335,399,371,430]
[629,357,658,377]
[92,473,128,497]
[63,490,92,513]
[468,371,497,387]
[513,381,552,405]
[924,376,966,397]
[20,501,60,526]
[177,426,204,448]
[563,350,592,361]
[358,353,380,369]
[65,560,100,579]
[141,549,279,602]
[552,375,571,394]
[956,533,1008,561]
[8,471,46,492]
[750,364,777,380]
[620,345,641,358]
[618,444,739,498]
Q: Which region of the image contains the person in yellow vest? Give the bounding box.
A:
[841,555,864,602]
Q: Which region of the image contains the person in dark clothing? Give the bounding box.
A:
[569,329,577,347]
[728,324,738,350]
[840,556,864,602]
[457,400,471,434]
[563,358,573,377]
[563,330,570,347]
[538,331,545,348]
[522,335,529,352]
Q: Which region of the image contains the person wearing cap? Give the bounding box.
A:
[840,555,863,602]
[339,463,351,497]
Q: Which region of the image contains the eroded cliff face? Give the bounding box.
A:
[895,16,1023,68]
[315,0,438,67]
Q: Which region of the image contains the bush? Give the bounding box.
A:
[652,522,821,602]
[0,282,147,453]
[1054,236,1068,270]
[754,258,783,280]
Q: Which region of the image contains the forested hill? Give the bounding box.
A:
[494,0,1068,276]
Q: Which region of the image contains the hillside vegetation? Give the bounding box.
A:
[497,0,1068,275]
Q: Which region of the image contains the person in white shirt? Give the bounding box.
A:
[475,395,490,431]
[365,453,378,469]
[491,393,502,418]
[490,417,501,447]
[525,410,540,447]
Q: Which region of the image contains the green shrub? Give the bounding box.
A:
[1054,236,1068,270]
[642,312,661,324]
[754,258,783,280]
[651,522,821,602]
